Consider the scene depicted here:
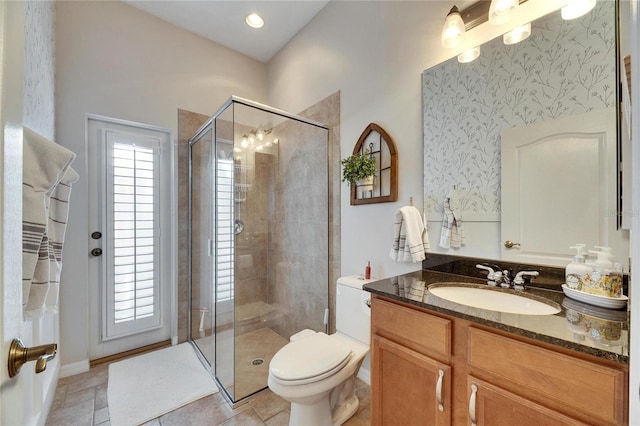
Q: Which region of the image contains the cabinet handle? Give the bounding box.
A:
[469,383,478,426]
[436,369,445,412]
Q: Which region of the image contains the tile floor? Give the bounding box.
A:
[46,356,371,426]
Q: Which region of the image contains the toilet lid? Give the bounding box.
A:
[270,333,352,382]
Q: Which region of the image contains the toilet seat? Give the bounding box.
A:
[269,333,353,385]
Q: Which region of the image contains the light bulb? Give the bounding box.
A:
[241,138,248,149]
[503,23,531,45]
[233,147,241,153]
[265,142,272,147]
[489,0,518,26]
[245,13,264,29]
[257,130,264,141]
[273,138,279,144]
[249,136,255,144]
[256,145,263,151]
[441,6,466,49]
[561,0,596,20]
[458,46,480,63]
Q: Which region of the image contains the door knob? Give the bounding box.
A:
[91,248,102,257]
[8,338,57,378]
[504,240,521,249]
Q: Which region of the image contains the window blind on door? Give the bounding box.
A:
[105,133,161,339]
[216,158,234,302]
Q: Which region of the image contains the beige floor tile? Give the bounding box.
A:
[46,398,94,426]
[158,394,236,425]
[64,387,95,407]
[249,389,290,422]
[264,410,290,426]
[93,407,109,425]
[218,408,266,426]
[94,383,108,410]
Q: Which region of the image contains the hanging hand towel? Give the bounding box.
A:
[44,166,79,311]
[390,206,430,263]
[439,189,465,249]
[22,126,77,312]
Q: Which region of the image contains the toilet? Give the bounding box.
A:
[268,275,372,426]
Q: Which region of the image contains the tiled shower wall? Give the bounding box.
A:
[177,92,341,342]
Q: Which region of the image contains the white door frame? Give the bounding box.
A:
[86,114,177,360]
[628,0,640,422]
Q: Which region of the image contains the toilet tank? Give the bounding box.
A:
[336,275,373,345]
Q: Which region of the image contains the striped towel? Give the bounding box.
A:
[439,189,465,249]
[22,126,78,312]
[390,206,430,263]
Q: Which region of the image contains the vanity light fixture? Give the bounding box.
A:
[561,0,596,20]
[441,6,466,48]
[458,46,481,63]
[503,22,531,44]
[488,0,518,26]
[245,13,264,29]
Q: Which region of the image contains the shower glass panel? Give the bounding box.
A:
[190,127,214,368]
[189,97,330,405]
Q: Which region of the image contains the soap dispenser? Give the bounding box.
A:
[565,244,591,290]
[584,246,621,297]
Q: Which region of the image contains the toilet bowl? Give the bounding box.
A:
[267,275,373,426]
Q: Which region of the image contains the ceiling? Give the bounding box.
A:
[124,0,330,63]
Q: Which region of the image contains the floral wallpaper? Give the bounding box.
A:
[423,1,615,219]
[24,0,56,140]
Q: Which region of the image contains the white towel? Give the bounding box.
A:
[44,167,79,310]
[439,189,465,249]
[22,126,77,311]
[390,206,430,263]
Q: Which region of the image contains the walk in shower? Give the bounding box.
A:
[188,96,330,405]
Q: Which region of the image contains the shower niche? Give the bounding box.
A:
[188,97,330,405]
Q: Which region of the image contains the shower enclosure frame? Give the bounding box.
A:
[187,96,331,407]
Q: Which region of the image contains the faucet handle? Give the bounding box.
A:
[476,264,497,285]
[513,270,539,289]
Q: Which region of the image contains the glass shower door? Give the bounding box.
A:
[190,126,215,367]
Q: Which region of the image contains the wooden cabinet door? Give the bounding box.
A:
[467,376,586,426]
[372,334,451,426]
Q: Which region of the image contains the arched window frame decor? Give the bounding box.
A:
[350,123,398,205]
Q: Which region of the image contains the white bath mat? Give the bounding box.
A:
[108,343,218,425]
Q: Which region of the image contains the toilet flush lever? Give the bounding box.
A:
[8,338,57,378]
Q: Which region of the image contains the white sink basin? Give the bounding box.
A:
[428,284,561,315]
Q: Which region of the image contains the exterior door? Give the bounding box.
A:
[501,107,623,267]
[87,115,174,360]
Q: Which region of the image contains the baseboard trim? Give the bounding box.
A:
[59,359,90,378]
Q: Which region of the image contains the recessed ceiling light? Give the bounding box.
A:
[245,13,264,29]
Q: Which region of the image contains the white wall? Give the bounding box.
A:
[55,0,267,367]
[267,0,615,278]
[268,1,442,279]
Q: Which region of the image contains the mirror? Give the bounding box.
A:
[422,0,628,267]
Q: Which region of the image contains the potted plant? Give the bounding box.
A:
[341,150,376,191]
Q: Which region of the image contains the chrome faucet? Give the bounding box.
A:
[476,264,538,290]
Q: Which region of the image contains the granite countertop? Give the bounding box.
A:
[363,270,629,364]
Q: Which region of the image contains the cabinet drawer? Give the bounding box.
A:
[468,327,626,425]
[372,297,451,360]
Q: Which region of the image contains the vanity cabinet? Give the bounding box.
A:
[371,298,452,426]
[370,295,628,426]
